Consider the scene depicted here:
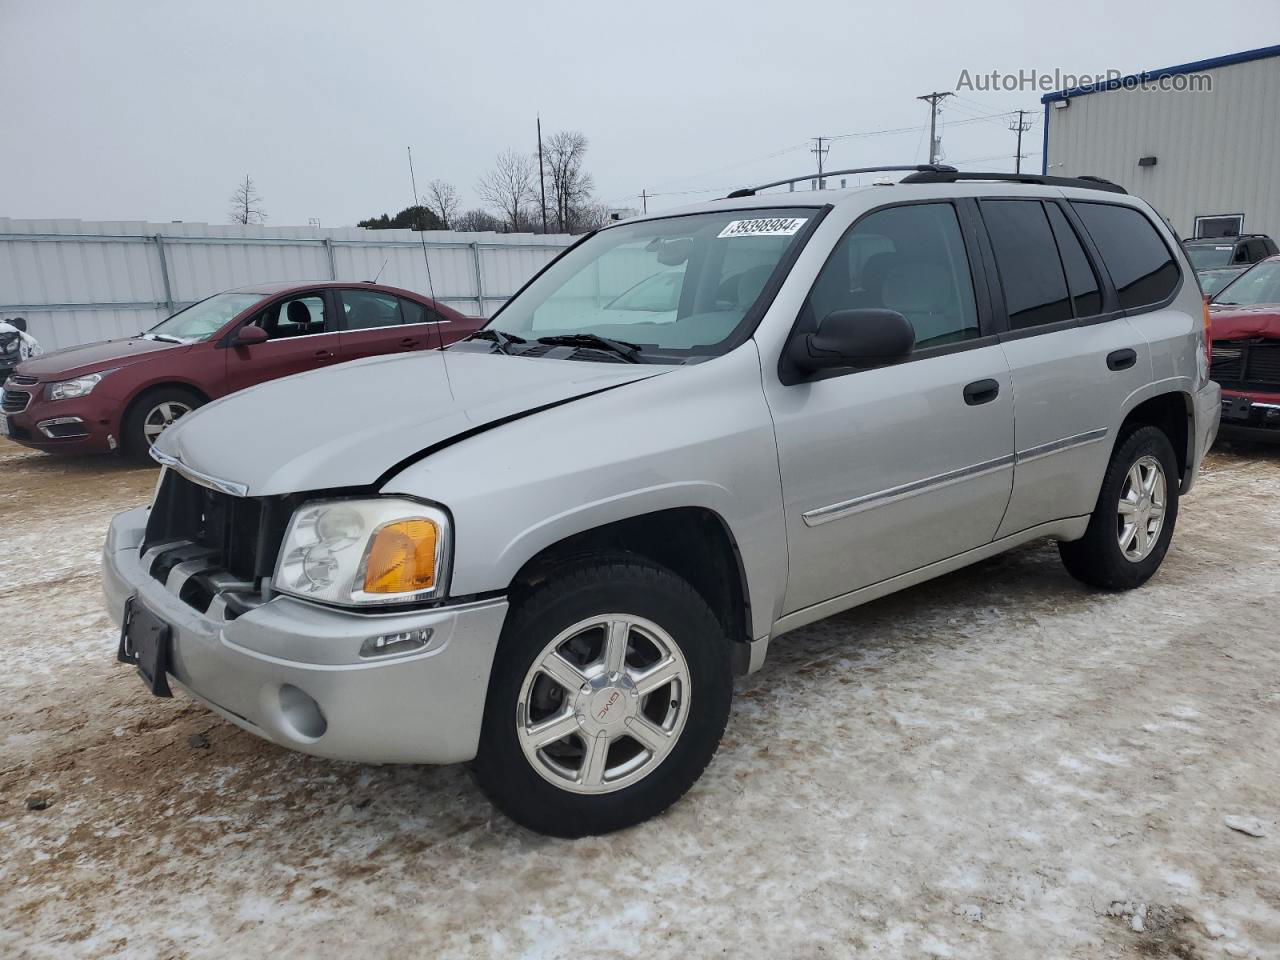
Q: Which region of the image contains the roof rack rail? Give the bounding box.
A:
[725,164,957,199]
[899,170,1127,194]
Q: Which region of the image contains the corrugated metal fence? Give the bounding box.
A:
[0,219,576,351]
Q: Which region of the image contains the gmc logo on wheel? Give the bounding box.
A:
[596,691,620,720]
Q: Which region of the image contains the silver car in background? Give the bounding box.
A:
[103,167,1220,836]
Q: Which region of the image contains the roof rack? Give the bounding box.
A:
[725,164,957,198]
[899,170,1127,194]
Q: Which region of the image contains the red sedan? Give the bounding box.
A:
[1209,256,1280,441]
[1,281,482,457]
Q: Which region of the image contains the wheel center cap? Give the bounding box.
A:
[575,673,637,732]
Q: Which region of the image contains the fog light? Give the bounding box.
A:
[359,627,433,659]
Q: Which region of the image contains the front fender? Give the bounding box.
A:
[380,345,788,641]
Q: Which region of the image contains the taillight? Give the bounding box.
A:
[1202,299,1212,354]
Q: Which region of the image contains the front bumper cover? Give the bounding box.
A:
[103,507,508,764]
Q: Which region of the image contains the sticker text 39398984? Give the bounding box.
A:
[716,217,808,239]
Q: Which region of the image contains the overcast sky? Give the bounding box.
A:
[2,0,1276,227]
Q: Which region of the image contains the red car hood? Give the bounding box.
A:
[15,337,188,380]
[1209,304,1280,341]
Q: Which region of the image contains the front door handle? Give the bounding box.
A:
[963,379,1000,406]
[1107,348,1137,371]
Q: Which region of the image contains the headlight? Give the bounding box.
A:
[273,497,450,606]
[47,370,112,401]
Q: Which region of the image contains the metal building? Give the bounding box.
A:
[1042,44,1280,239]
[0,219,574,351]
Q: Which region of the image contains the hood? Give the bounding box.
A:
[17,336,186,380]
[157,349,670,496]
[1209,303,1280,341]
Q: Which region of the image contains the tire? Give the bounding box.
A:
[1058,424,1180,590]
[123,387,203,460]
[472,556,733,837]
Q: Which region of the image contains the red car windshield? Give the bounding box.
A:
[145,292,264,343]
[1214,261,1280,307]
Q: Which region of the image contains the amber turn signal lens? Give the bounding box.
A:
[362,519,438,594]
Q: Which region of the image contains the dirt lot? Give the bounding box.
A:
[1,437,1278,960]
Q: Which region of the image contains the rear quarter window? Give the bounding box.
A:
[1071,202,1180,310]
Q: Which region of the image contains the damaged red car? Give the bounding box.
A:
[1209,256,1280,441]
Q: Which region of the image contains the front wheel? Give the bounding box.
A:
[123,387,202,460]
[472,557,733,837]
[1058,425,1180,590]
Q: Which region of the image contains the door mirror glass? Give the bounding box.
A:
[791,308,915,372]
[234,325,269,346]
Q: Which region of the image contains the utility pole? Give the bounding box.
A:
[916,91,953,164]
[811,136,830,189]
[641,189,648,214]
[1008,109,1033,174]
[536,114,547,233]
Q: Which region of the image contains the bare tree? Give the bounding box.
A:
[228,174,267,225]
[476,150,537,231]
[453,208,503,232]
[422,179,461,229]
[544,131,595,233]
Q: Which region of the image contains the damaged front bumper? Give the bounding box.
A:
[102,507,508,765]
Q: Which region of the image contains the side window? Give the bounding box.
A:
[1071,202,1180,310]
[248,294,329,340]
[1045,203,1103,317]
[400,297,438,325]
[340,289,403,330]
[1233,242,1252,264]
[806,202,980,348]
[981,199,1072,330]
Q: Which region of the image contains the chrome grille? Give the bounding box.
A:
[8,374,38,386]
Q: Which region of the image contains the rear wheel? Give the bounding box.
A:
[123,387,202,460]
[472,557,732,837]
[1058,425,1180,589]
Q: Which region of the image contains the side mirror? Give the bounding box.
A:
[790,308,915,374]
[233,325,269,347]
[9,317,25,332]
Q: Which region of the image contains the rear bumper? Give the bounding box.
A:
[1185,379,1221,491]
[102,507,508,764]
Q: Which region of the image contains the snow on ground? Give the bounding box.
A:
[1,438,1278,959]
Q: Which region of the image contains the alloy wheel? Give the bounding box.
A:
[1117,454,1167,561]
[516,613,691,795]
[142,400,192,446]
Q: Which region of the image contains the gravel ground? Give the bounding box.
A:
[1,437,1278,960]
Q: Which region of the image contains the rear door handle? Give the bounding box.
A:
[1107,348,1137,371]
[963,379,1000,406]
[399,336,421,348]
[314,349,335,361]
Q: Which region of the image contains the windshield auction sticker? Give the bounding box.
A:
[717,217,808,239]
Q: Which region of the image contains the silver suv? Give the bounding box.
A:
[104,166,1220,837]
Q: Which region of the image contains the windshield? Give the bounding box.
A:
[1213,260,1280,306]
[1184,243,1236,270]
[146,292,265,343]
[484,208,818,357]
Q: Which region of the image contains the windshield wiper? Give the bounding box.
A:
[145,333,184,343]
[535,333,644,363]
[466,328,527,355]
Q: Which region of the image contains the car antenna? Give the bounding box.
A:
[370,258,388,284]
[407,145,454,398]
